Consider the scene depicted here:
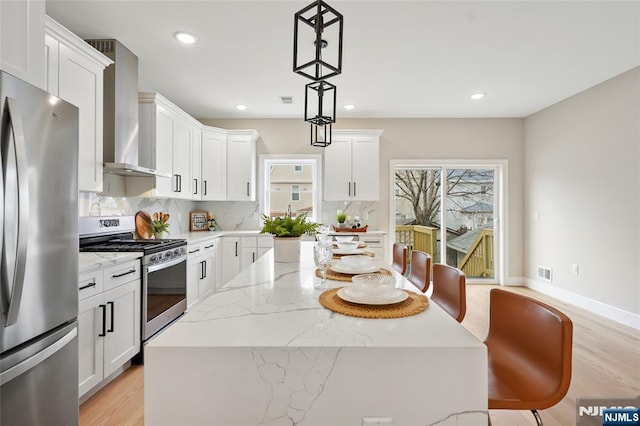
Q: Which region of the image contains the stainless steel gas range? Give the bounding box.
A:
[79,216,187,361]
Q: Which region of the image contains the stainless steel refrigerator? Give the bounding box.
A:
[1,71,79,425]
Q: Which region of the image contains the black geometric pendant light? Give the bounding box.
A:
[293,0,343,147]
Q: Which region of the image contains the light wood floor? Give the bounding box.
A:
[79,285,640,425]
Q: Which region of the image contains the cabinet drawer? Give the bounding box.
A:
[103,260,141,291]
[187,243,205,259]
[78,270,104,301]
[361,237,383,247]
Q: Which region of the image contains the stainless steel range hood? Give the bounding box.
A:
[86,39,167,178]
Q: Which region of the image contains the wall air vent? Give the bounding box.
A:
[280,96,293,104]
[537,265,553,282]
[85,39,115,54]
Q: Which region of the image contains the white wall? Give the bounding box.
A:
[202,117,525,280]
[524,67,640,318]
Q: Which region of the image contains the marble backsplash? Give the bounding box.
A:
[79,193,380,234]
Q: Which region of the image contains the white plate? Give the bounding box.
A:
[333,248,365,255]
[337,287,408,305]
[330,263,379,274]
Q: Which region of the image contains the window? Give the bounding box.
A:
[291,185,300,202]
[259,155,322,222]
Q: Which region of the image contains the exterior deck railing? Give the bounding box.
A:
[394,225,494,277]
[395,225,438,264]
[458,229,494,277]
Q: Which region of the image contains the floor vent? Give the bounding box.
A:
[537,265,553,282]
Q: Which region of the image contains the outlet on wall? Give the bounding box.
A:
[363,417,393,425]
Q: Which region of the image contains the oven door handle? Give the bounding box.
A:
[146,256,186,273]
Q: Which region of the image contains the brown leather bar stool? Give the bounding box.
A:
[406,250,431,292]
[484,289,573,426]
[391,243,408,276]
[431,264,466,322]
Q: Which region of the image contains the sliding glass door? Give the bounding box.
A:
[393,162,501,282]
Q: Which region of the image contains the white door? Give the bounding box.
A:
[186,255,201,309]
[173,118,191,199]
[78,293,104,397]
[154,106,175,197]
[351,136,379,200]
[191,126,202,200]
[227,135,254,201]
[221,238,240,284]
[201,130,227,200]
[323,136,352,200]
[103,281,140,377]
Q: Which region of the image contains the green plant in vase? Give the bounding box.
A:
[336,211,347,228]
[151,211,170,238]
[260,213,319,237]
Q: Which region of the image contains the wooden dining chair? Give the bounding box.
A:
[406,250,431,292]
[485,289,573,426]
[431,264,466,322]
[391,243,408,276]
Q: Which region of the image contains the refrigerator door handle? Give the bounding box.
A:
[0,327,77,385]
[2,97,30,327]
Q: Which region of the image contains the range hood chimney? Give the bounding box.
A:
[86,39,164,177]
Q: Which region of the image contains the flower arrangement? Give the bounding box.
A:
[151,212,170,236]
[260,213,319,238]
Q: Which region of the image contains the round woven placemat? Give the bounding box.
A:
[316,267,393,282]
[319,288,429,319]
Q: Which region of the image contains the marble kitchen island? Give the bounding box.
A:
[145,242,488,426]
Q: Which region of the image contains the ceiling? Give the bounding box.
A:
[46,1,640,119]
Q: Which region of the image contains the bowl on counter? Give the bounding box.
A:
[334,236,354,243]
[351,274,396,293]
[336,241,359,251]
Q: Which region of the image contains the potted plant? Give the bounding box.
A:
[151,211,170,239]
[336,211,347,228]
[261,213,319,262]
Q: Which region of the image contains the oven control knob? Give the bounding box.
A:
[166,251,173,258]
[149,255,157,263]
[174,249,180,256]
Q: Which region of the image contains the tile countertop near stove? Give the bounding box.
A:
[79,252,143,274]
[144,241,487,426]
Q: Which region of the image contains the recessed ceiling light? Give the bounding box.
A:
[174,32,198,45]
[344,104,355,110]
[235,104,248,111]
[470,92,485,100]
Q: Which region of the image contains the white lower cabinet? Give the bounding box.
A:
[221,237,240,285]
[78,259,141,398]
[187,238,218,309]
[240,235,273,270]
[359,233,386,259]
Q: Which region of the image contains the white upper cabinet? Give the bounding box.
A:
[201,128,227,201]
[136,92,196,198]
[44,17,112,192]
[324,130,383,201]
[227,130,258,201]
[1,0,45,88]
[190,125,202,200]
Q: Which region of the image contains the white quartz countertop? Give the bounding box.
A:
[79,252,143,274]
[149,241,483,350]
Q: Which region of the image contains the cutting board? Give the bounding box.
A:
[135,211,153,239]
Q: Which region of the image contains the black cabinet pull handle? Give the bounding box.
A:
[188,248,200,254]
[348,182,351,196]
[107,301,115,332]
[353,182,357,197]
[99,304,106,337]
[235,241,238,257]
[204,180,208,196]
[79,280,96,291]
[204,244,213,249]
[252,252,255,263]
[112,269,136,278]
[194,178,198,195]
[203,260,207,279]
[178,174,182,192]
[174,174,179,192]
[246,182,250,197]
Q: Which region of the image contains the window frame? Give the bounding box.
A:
[259,154,323,223]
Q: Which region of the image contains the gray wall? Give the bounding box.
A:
[523,67,640,315]
[201,117,525,281]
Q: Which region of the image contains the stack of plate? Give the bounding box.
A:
[337,274,408,305]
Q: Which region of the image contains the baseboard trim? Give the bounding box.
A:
[524,278,640,330]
